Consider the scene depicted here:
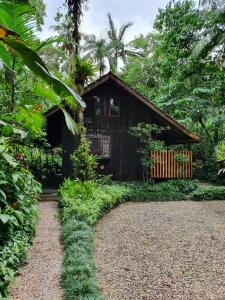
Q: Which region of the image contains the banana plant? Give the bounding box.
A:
[0,27,85,108]
[0,1,85,134]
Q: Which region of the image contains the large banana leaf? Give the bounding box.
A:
[0,3,36,44]
[34,85,79,135]
[0,36,86,108]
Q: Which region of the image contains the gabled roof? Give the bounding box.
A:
[45,72,201,143]
[83,72,200,143]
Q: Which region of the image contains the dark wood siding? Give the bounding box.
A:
[82,78,155,180]
[46,76,199,181]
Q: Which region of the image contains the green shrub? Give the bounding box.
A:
[0,231,31,298]
[0,198,39,298]
[161,179,198,194]
[0,168,41,298]
[71,136,97,181]
[124,188,185,202]
[59,179,128,225]
[192,186,225,201]
[124,180,198,202]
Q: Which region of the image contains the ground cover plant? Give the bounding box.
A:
[192,186,225,201]
[124,179,198,202]
[59,179,129,299]
[59,178,199,299]
[61,219,102,300]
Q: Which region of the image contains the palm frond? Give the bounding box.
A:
[118,22,133,41]
[62,108,79,135]
[0,37,86,108]
[107,13,117,41]
[0,3,36,44]
[35,36,65,52]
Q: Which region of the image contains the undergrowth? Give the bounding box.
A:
[124,179,198,201]
[192,186,225,201]
[61,219,103,300]
[59,180,128,300]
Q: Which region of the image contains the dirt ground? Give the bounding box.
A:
[95,201,225,300]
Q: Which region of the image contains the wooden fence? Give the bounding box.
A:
[150,150,192,179]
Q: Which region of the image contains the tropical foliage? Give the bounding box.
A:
[84,13,139,75]
[0,118,42,297]
[122,0,225,181]
[129,123,166,181]
[71,136,97,181]
[0,0,87,296]
[0,0,225,297]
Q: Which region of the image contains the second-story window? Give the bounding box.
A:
[95,96,104,116]
[109,97,120,117]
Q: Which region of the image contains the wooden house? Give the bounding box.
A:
[45,72,200,181]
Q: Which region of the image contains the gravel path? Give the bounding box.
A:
[95,201,225,300]
[11,201,63,300]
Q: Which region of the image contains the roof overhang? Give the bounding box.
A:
[45,72,201,144]
[83,72,201,144]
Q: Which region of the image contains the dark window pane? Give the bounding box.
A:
[89,137,102,156]
[95,97,103,116]
[87,135,111,159]
[109,98,120,116]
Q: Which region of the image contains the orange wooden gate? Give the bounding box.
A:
[150,150,192,179]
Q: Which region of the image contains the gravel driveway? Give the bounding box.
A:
[95,201,225,300]
[11,201,63,300]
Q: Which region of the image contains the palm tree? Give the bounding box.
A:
[84,34,108,77]
[66,0,89,131]
[66,0,88,55]
[106,13,133,73]
[198,0,224,9]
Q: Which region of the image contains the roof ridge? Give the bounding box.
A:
[84,72,200,142]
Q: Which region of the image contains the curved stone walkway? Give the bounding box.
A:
[95,201,225,300]
[11,200,63,300]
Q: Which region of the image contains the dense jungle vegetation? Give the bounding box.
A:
[0,0,225,297]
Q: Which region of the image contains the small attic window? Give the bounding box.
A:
[109,97,120,117]
[94,96,104,116]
